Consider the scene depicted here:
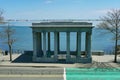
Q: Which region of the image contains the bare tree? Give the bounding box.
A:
[0,8,4,36]
[1,25,16,61]
[98,9,120,63]
[0,9,4,23]
[0,9,16,61]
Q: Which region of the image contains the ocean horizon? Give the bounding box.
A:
[0,26,116,54]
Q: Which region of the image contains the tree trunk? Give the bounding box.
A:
[9,44,12,61]
[114,31,118,63]
[114,40,117,63]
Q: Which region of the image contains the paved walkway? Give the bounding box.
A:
[0,54,120,80]
[0,54,120,68]
[0,67,64,75]
[0,67,64,80]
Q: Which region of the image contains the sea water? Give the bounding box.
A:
[0,26,117,54]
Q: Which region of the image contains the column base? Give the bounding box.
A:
[32,56,37,62]
[66,55,71,62]
[54,55,58,62]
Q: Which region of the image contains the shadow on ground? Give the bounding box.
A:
[12,53,74,64]
[12,54,33,63]
[12,54,73,64]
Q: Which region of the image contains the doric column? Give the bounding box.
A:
[54,32,58,60]
[43,32,46,58]
[77,32,81,58]
[66,32,70,58]
[85,32,88,57]
[33,32,37,58]
[76,32,78,52]
[48,32,50,52]
[57,32,60,52]
[36,32,42,57]
[85,32,92,58]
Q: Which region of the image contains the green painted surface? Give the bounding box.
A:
[66,68,120,80]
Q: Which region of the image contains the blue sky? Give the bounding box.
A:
[0,0,120,20]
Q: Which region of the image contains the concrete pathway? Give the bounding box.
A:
[0,54,120,68]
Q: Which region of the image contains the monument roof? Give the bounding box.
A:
[32,21,93,28]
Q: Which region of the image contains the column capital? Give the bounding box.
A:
[87,31,92,35]
[66,31,70,33]
[43,31,46,33]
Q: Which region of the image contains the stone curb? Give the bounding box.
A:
[0,75,63,78]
